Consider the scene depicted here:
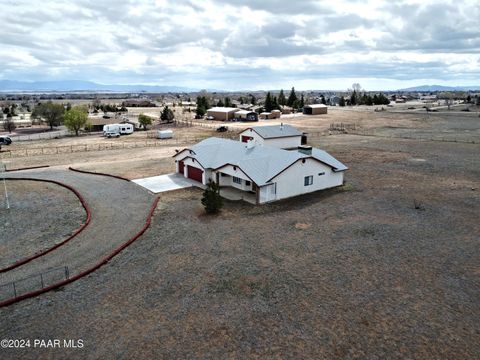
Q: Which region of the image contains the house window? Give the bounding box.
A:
[304,176,313,186]
[318,172,325,176]
[233,177,242,184]
[245,180,251,186]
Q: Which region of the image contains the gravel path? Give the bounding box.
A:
[0,168,154,301]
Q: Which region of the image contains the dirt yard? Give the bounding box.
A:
[0,108,478,358]
[0,180,86,269]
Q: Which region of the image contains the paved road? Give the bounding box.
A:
[0,168,154,300]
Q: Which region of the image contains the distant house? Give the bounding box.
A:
[88,116,118,132]
[234,110,258,122]
[173,137,347,204]
[206,107,239,121]
[271,109,281,118]
[238,124,302,149]
[280,106,293,114]
[303,104,328,115]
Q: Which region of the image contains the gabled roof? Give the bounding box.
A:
[175,137,347,186]
[311,148,348,171]
[242,124,302,139]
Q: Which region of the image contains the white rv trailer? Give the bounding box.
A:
[103,124,120,136]
[119,123,134,134]
[103,123,134,136]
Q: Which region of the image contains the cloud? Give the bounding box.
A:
[0,0,478,90]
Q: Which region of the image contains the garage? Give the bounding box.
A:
[187,166,203,183]
[178,160,184,174]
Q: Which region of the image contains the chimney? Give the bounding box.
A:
[298,145,312,155]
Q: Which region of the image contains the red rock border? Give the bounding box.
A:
[68,167,130,181]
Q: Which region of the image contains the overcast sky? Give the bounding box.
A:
[1,0,479,90]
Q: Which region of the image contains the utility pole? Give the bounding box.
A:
[1,160,9,210]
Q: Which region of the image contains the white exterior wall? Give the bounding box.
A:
[213,166,253,191]
[264,137,301,149]
[258,158,344,203]
[179,157,208,184]
[239,129,301,149]
[239,129,263,144]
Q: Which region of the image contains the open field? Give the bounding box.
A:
[0,107,479,358]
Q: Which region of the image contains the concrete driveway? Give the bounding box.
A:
[132,173,201,193]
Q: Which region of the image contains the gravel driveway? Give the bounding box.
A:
[0,168,154,301]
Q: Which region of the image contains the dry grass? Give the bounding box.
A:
[0,108,479,358]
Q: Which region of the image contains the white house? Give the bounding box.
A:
[173,137,347,204]
[239,124,303,149]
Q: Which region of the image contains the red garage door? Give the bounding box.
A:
[187,166,203,183]
[178,160,184,174]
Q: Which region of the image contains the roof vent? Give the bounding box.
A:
[280,122,284,131]
[298,145,312,155]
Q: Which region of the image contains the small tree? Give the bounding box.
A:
[30,102,65,130]
[201,180,223,214]
[160,106,175,122]
[64,106,88,136]
[138,114,152,130]
[4,114,16,133]
[339,97,346,107]
[84,120,93,132]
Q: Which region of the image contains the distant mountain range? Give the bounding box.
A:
[397,85,480,92]
[0,80,198,93]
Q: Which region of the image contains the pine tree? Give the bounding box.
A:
[264,92,274,112]
[287,87,298,107]
[201,180,223,214]
[339,97,346,107]
[273,96,279,110]
[278,89,286,106]
[350,90,357,106]
[196,96,210,116]
[161,106,175,122]
[224,97,232,107]
[299,94,305,108]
